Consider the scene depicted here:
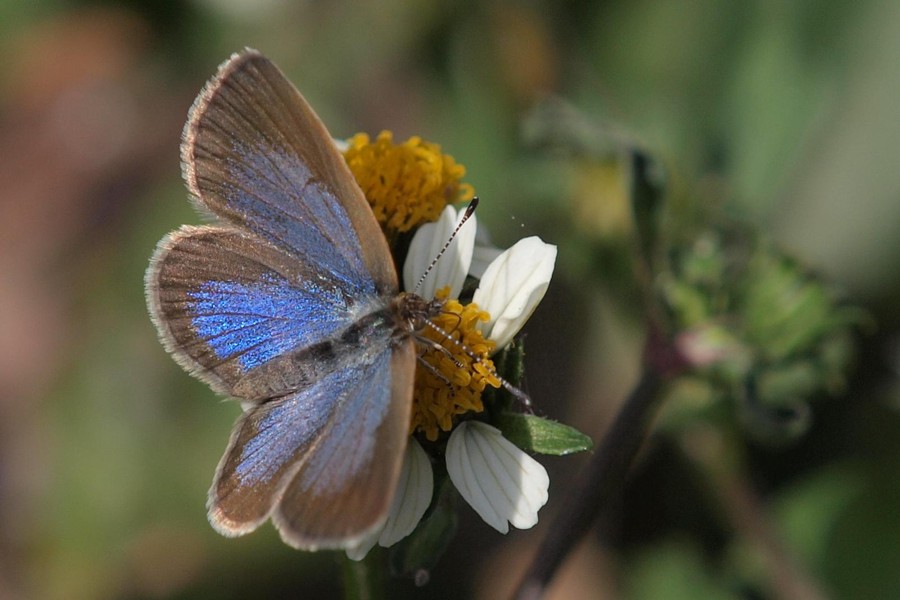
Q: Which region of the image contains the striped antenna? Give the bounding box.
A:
[413,197,480,295]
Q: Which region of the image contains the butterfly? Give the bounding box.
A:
[145,49,441,550]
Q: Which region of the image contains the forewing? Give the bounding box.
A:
[210,339,417,548]
[182,49,396,293]
[146,225,381,396]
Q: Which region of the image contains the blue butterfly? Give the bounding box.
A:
[145,49,438,550]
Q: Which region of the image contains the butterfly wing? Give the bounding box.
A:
[182,49,396,293]
[211,340,415,548]
[146,49,417,547]
[147,225,386,397]
[149,226,414,546]
[151,50,398,395]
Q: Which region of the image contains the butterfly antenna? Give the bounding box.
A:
[413,197,480,295]
[420,318,533,410]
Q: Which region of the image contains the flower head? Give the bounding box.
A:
[401,206,557,440]
[343,133,560,559]
[410,289,501,442]
[400,205,556,536]
[343,131,474,235]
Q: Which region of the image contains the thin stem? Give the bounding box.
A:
[341,550,384,600]
[512,366,665,600]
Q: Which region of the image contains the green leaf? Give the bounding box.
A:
[496,413,593,456]
[773,465,863,572]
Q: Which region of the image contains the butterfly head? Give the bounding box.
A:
[391,291,445,337]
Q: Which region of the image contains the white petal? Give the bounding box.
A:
[345,440,434,560]
[446,421,549,534]
[403,206,476,298]
[447,422,507,532]
[378,438,434,547]
[345,529,379,561]
[472,237,557,350]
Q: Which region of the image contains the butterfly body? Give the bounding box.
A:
[232,294,435,401]
[146,49,428,550]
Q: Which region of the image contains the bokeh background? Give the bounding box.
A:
[2,1,900,598]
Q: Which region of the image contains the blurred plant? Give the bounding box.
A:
[662,223,862,445]
[513,98,863,599]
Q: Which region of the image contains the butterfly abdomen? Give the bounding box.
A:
[233,306,399,402]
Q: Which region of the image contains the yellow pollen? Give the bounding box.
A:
[343,131,475,234]
[411,288,501,441]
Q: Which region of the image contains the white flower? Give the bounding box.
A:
[446,421,549,533]
[346,439,433,561]
[392,207,556,535]
[344,525,378,561]
[378,437,433,546]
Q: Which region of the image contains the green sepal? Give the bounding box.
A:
[496,413,593,456]
[483,338,527,414]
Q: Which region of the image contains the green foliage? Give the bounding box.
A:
[496,413,593,456]
[660,225,862,442]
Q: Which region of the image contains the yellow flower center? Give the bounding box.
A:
[343,131,474,235]
[412,288,501,441]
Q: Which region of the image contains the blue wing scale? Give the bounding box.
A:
[147,225,384,395]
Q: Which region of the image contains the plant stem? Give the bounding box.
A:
[512,365,665,600]
[341,549,384,600]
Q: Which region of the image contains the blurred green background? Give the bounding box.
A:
[2,1,899,598]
